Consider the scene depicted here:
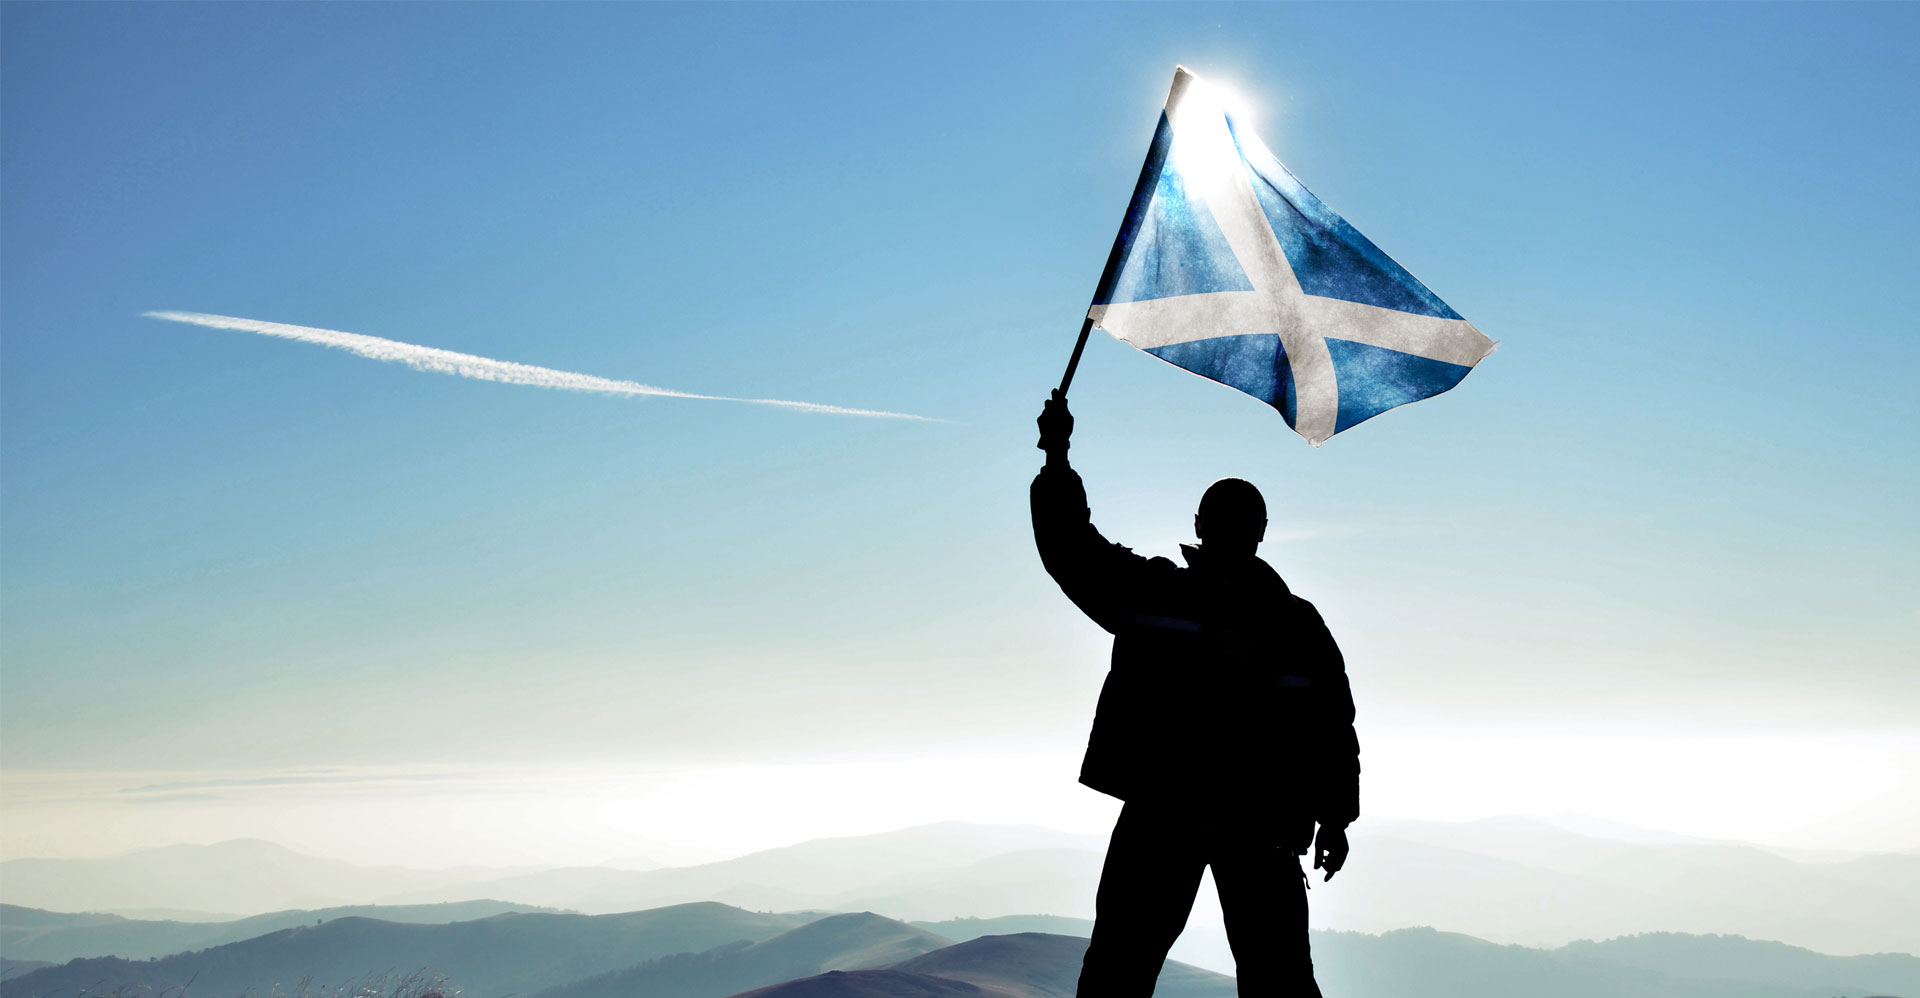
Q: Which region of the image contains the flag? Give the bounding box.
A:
[1089,66,1495,446]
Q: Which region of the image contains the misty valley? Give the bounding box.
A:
[2,821,1915,998]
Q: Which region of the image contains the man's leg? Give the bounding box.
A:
[1077,802,1206,998]
[1211,836,1321,998]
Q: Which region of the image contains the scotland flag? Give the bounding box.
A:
[1089,67,1495,446]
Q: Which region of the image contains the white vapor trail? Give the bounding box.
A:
[144,311,935,421]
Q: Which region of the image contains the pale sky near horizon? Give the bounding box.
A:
[3,2,1916,868]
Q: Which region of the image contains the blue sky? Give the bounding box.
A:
[3,2,1916,865]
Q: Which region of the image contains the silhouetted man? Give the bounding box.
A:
[1031,393,1358,998]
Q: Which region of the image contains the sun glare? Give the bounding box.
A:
[1197,76,1259,127]
[1167,67,1284,193]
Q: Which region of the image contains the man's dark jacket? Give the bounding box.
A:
[1032,463,1360,853]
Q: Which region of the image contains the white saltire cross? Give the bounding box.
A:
[1088,69,1492,446]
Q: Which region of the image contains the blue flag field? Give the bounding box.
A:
[1090,67,1496,446]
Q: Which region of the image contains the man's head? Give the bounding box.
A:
[1194,478,1267,557]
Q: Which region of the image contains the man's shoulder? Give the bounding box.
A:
[1249,564,1331,634]
[1285,592,1332,629]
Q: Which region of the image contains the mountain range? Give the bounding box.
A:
[375,823,1105,915]
[0,840,507,915]
[1,902,812,998]
[4,818,1915,970]
[0,901,565,963]
[531,911,956,998]
[5,902,1915,998]
[0,907,1236,998]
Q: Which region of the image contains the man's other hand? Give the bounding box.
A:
[1037,391,1073,455]
[1313,824,1349,881]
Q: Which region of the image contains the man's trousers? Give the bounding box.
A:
[1076,801,1323,998]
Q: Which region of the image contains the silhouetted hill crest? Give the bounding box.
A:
[530,910,952,998]
[727,967,1023,998]
[890,932,1236,998]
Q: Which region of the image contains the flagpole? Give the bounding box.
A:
[1056,315,1096,397]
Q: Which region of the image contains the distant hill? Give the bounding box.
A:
[1309,926,1920,998]
[0,962,50,984]
[380,823,1102,914]
[0,909,125,932]
[1556,931,1920,995]
[1319,818,1920,955]
[0,902,815,998]
[101,909,242,922]
[1802,851,1920,900]
[0,841,516,915]
[534,912,953,998]
[0,901,567,963]
[835,849,1105,922]
[909,916,1095,943]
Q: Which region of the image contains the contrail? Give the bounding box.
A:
[144,311,936,421]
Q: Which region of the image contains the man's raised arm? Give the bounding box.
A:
[1030,393,1150,634]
